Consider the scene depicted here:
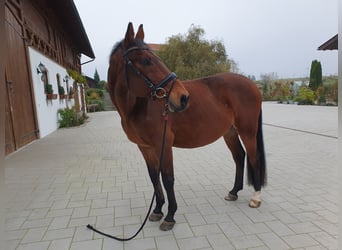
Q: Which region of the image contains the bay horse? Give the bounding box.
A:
[107,23,266,231]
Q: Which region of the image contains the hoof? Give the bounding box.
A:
[224,193,238,201]
[249,199,261,208]
[159,220,175,231]
[149,212,164,222]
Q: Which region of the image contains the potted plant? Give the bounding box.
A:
[68,86,74,99]
[46,84,57,99]
[58,85,67,99]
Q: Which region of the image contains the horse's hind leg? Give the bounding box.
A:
[138,145,165,221]
[223,127,246,201]
[240,111,266,208]
[240,134,265,208]
[244,140,262,208]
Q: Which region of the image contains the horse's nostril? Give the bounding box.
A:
[181,94,189,108]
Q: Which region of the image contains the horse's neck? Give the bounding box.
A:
[114,88,148,121]
[127,97,149,118]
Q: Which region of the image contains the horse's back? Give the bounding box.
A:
[184,72,261,112]
[183,72,262,135]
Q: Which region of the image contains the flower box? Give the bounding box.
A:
[46,94,58,100]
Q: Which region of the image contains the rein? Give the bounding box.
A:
[86,68,175,241]
[86,107,170,241]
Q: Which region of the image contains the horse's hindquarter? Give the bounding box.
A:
[171,73,261,148]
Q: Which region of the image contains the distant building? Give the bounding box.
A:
[148,43,165,52]
[86,76,98,89]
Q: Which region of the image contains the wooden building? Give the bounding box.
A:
[5,0,95,155]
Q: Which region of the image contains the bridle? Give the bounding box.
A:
[122,44,177,99]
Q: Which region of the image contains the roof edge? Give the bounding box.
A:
[70,0,95,58]
[318,34,338,51]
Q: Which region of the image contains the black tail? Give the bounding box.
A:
[247,109,267,187]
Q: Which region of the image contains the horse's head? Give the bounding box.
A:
[108,23,189,113]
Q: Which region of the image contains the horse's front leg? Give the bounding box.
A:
[138,145,165,222]
[138,143,177,231]
[159,146,177,231]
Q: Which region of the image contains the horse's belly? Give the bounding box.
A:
[173,132,224,148]
[172,112,233,148]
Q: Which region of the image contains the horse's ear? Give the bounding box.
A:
[124,22,135,48]
[135,24,144,41]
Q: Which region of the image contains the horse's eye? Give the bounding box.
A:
[141,58,152,66]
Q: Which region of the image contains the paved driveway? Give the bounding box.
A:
[5,102,338,250]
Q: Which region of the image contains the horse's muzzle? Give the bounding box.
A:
[168,94,190,112]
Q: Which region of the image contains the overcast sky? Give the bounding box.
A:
[74,0,338,81]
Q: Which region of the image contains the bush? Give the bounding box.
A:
[86,88,105,112]
[87,88,104,98]
[90,92,99,100]
[58,107,85,127]
[295,86,315,105]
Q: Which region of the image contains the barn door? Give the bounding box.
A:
[5,76,15,154]
[5,5,38,155]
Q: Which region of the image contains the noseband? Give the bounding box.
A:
[122,45,177,99]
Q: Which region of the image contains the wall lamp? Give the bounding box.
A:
[36,62,47,74]
[63,75,70,82]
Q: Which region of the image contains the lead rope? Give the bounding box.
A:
[86,100,171,241]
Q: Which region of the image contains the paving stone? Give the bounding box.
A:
[282,234,318,248]
[177,236,211,250]
[70,239,102,250]
[16,241,50,250]
[48,238,72,250]
[230,234,264,249]
[43,228,75,241]
[49,216,70,230]
[206,233,234,249]
[124,238,156,250]
[155,235,180,250]
[20,227,47,243]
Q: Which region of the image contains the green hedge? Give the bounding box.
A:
[58,108,85,127]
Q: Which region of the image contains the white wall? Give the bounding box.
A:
[28,47,76,138]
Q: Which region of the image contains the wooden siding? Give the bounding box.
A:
[5,4,38,154]
[22,1,81,72]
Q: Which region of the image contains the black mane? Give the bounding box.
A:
[110,38,148,59]
[110,40,123,58]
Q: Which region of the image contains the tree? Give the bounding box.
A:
[98,80,106,90]
[157,25,234,80]
[67,69,87,113]
[259,72,278,100]
[93,69,101,88]
[67,69,86,85]
[247,75,256,81]
[309,60,322,91]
